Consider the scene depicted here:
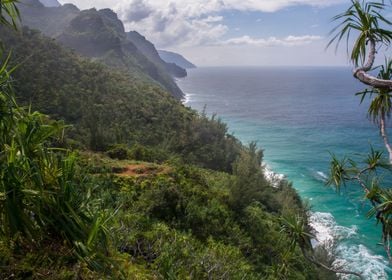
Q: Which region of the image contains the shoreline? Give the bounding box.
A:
[178,80,390,280]
[264,163,389,279]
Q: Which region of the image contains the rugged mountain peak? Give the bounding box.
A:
[127,31,187,78]
[18,0,79,37]
[99,8,125,35]
[58,9,124,58]
[17,1,184,99]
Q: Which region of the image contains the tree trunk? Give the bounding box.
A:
[353,39,392,90]
[352,38,392,162]
[380,112,392,163]
[301,249,363,280]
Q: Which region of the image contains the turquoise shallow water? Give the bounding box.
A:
[177,67,392,279]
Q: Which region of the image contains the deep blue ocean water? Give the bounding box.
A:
[177,67,392,279]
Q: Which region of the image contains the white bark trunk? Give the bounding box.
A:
[353,39,392,90]
[352,38,392,162]
[380,112,392,162]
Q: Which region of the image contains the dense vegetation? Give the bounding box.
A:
[327,0,392,262]
[0,3,337,279]
[1,26,240,172]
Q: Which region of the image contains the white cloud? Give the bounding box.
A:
[59,0,343,48]
[122,0,153,22]
[217,0,344,13]
[111,1,228,47]
[221,35,322,46]
[201,16,224,23]
[55,0,357,66]
[60,0,345,14]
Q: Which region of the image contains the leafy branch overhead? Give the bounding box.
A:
[328,0,392,90]
[329,0,392,162]
[0,2,336,279]
[327,0,392,265]
[0,0,20,29]
[327,150,392,261]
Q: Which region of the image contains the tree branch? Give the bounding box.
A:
[380,112,392,162]
[302,249,364,280]
[353,39,392,90]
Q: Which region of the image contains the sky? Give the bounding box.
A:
[57,0,391,67]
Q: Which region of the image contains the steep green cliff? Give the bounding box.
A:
[0,7,335,279]
[18,0,184,99]
[127,31,187,78]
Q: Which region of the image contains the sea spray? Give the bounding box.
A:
[262,164,285,188]
[309,212,389,279]
[264,166,389,279]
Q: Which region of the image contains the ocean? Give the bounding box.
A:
[177,67,392,279]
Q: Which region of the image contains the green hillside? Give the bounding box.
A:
[0,8,336,280]
[1,26,241,171]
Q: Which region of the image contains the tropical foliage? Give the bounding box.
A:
[328,0,392,262]
[0,4,336,279]
[328,0,392,66]
[0,0,20,29]
[0,25,241,172]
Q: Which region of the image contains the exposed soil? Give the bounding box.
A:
[117,164,170,177]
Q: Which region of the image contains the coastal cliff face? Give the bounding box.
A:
[18,0,80,37]
[18,0,184,99]
[158,49,197,69]
[0,2,333,279]
[127,31,187,78]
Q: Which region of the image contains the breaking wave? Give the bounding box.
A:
[309,211,390,279]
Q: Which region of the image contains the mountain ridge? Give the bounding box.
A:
[18,0,184,99]
[0,4,335,279]
[159,49,196,69]
[127,31,187,78]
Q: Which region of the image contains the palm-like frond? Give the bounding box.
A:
[0,0,20,29]
[280,214,314,252]
[364,146,391,170]
[328,0,392,66]
[0,53,115,272]
[326,154,351,189]
[355,58,392,123]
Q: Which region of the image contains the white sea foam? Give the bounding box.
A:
[262,164,285,188]
[316,171,328,181]
[335,244,389,280]
[310,169,329,182]
[309,212,357,250]
[309,211,389,279]
[262,166,390,279]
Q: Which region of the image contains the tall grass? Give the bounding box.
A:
[0,52,115,272]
